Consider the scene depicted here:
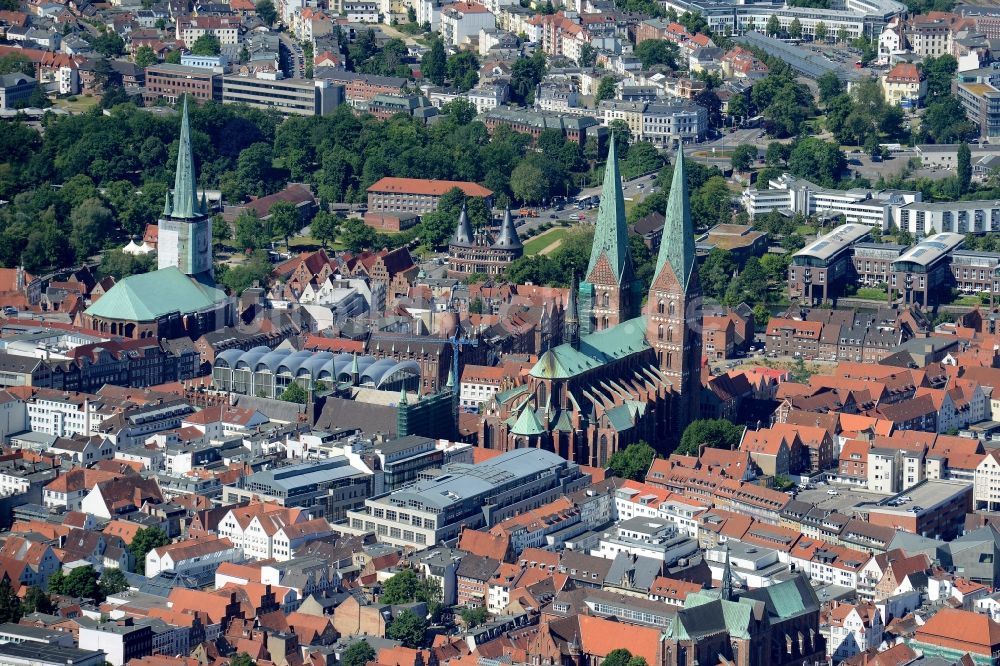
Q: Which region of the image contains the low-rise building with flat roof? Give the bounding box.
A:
[346,448,590,549]
[865,479,972,541]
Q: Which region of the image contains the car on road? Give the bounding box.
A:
[578,213,586,220]
[549,214,557,219]
[827,489,839,495]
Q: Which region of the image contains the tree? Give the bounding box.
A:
[100,568,129,597]
[0,579,21,624]
[814,21,828,41]
[817,71,842,104]
[212,214,232,247]
[61,566,101,601]
[341,641,376,666]
[446,51,480,92]
[727,94,749,123]
[609,119,632,154]
[677,419,744,455]
[836,26,848,42]
[311,211,340,248]
[228,654,256,666]
[91,30,125,57]
[47,571,66,596]
[605,441,656,481]
[387,610,427,648]
[766,14,781,36]
[731,144,758,172]
[129,527,169,575]
[700,249,737,299]
[634,39,679,69]
[191,34,221,56]
[578,43,596,67]
[340,217,378,252]
[422,37,446,86]
[958,141,972,194]
[788,17,802,39]
[98,250,154,281]
[509,51,546,105]
[0,54,34,77]
[510,160,548,203]
[256,0,277,25]
[218,250,271,294]
[134,45,157,69]
[923,54,957,103]
[460,606,489,628]
[596,75,616,104]
[235,210,270,252]
[21,586,53,614]
[70,198,114,262]
[165,49,182,64]
[269,201,301,248]
[380,569,441,605]
[622,142,663,179]
[603,650,648,666]
[280,382,309,403]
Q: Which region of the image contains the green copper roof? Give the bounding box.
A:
[605,404,636,432]
[586,138,631,281]
[654,148,697,291]
[171,96,201,220]
[529,316,649,379]
[84,266,226,321]
[511,405,545,436]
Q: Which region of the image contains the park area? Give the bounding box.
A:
[523,227,571,255]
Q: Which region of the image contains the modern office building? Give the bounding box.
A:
[143,64,220,104]
[346,448,591,549]
[889,233,965,306]
[894,199,1000,236]
[742,174,921,230]
[788,224,872,304]
[0,73,35,109]
[221,73,343,116]
[951,250,1000,302]
[953,79,1000,140]
[852,242,907,288]
[224,457,372,521]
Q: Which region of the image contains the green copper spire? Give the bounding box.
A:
[654,147,696,291]
[171,96,201,220]
[399,387,408,405]
[586,137,631,281]
[162,191,172,217]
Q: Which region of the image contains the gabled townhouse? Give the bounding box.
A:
[44,468,123,512]
[80,475,164,519]
[827,601,884,662]
[217,503,307,561]
[0,536,60,589]
[145,536,242,579]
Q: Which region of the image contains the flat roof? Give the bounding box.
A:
[0,642,104,664]
[869,479,971,516]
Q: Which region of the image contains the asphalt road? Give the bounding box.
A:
[278,32,305,79]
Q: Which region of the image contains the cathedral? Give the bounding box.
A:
[446,205,524,278]
[78,97,231,341]
[478,141,703,465]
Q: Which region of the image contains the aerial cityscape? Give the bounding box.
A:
[6,0,1000,662]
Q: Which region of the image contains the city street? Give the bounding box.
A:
[278,32,305,79]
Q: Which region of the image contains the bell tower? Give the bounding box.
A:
[646,148,701,439]
[578,138,640,335]
[158,95,214,285]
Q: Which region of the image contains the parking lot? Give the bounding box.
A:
[795,484,889,515]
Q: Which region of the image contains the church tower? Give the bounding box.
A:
[647,148,701,440]
[158,96,214,285]
[579,138,640,335]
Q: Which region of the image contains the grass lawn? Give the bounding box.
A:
[952,294,986,306]
[855,287,888,300]
[289,235,342,252]
[523,227,570,255]
[53,95,100,113]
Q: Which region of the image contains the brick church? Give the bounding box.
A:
[478,141,703,466]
